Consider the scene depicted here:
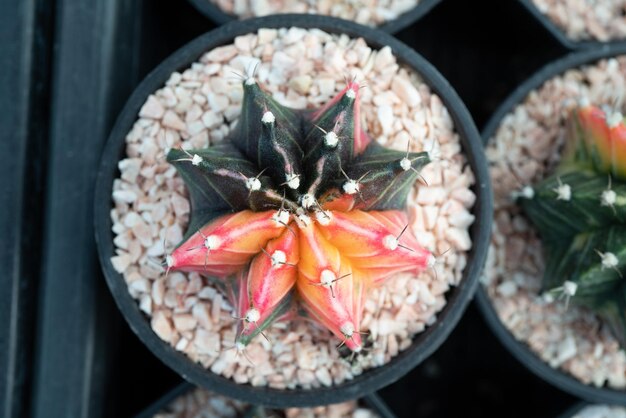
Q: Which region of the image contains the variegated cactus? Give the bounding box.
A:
[165,76,433,353]
[519,101,626,347]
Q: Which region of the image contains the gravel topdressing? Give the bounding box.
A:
[153,386,379,418]
[208,0,421,27]
[531,0,626,41]
[111,27,475,390]
[483,56,626,389]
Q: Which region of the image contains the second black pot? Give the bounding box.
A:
[477,43,626,405]
[186,0,442,34]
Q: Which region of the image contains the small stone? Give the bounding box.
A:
[173,313,197,332]
[111,254,131,273]
[162,110,186,131]
[112,190,137,204]
[139,95,165,119]
[391,76,421,108]
[151,311,174,342]
[289,75,312,95]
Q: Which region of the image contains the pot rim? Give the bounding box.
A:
[134,381,397,418]
[95,13,491,408]
[185,0,443,34]
[518,0,626,50]
[477,43,626,405]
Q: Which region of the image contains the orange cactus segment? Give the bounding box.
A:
[577,104,612,171]
[318,210,431,281]
[318,188,356,212]
[168,210,286,277]
[608,112,626,179]
[297,223,362,351]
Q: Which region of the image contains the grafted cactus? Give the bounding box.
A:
[519,101,626,346]
[165,76,433,353]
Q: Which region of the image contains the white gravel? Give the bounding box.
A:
[483,56,626,389]
[532,0,626,41]
[153,386,379,418]
[111,27,475,389]
[209,0,421,27]
[571,405,626,418]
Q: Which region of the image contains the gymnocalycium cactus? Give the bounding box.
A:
[165,76,433,353]
[519,101,626,347]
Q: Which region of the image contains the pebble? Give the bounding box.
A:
[152,311,174,342]
[139,95,165,119]
[162,110,186,131]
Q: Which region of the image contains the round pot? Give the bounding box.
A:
[186,0,442,34]
[477,43,626,405]
[557,403,626,418]
[518,0,626,50]
[95,14,491,408]
[135,381,396,418]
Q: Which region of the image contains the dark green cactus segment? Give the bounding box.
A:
[587,285,626,348]
[542,225,626,297]
[302,88,357,161]
[300,89,358,196]
[344,142,431,210]
[167,144,282,215]
[519,170,626,244]
[230,81,304,184]
[236,292,294,346]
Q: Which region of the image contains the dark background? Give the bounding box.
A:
[1,0,579,417]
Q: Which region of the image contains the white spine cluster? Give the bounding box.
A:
[245,177,262,191]
[204,235,222,250]
[191,154,203,166]
[261,111,275,124]
[342,179,359,195]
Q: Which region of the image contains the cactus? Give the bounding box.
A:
[519,101,626,347]
[164,76,433,353]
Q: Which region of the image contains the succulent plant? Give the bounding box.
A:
[518,101,626,346]
[165,76,433,353]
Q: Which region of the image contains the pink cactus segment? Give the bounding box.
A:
[168,210,286,277]
[245,229,299,323]
[608,114,626,179]
[317,210,431,282]
[297,223,362,351]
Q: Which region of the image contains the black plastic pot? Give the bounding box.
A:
[186,0,442,34]
[95,13,491,408]
[477,43,626,405]
[519,0,626,50]
[557,403,587,418]
[134,381,396,418]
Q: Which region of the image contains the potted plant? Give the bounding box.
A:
[186,0,442,34]
[135,381,396,418]
[518,0,626,49]
[477,44,626,405]
[95,14,491,407]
